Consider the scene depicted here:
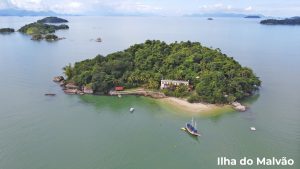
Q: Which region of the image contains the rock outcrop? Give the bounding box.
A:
[53,76,64,82]
[65,83,79,89]
[232,102,247,112]
[95,37,102,42]
[83,86,93,94]
[53,76,90,95]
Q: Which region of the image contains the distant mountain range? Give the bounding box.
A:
[0,9,268,18]
[184,12,264,18]
[0,8,69,16]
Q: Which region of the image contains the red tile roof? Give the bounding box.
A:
[115,86,124,91]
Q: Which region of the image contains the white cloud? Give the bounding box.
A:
[50,1,85,14]
[199,3,255,13]
[1,0,162,14]
[245,6,252,11]
[9,0,44,11]
[0,0,88,13]
[199,3,234,12]
[1,0,299,16]
[113,2,162,13]
[0,0,9,9]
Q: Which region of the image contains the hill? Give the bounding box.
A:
[63,40,261,104]
[0,28,15,33]
[19,22,68,35]
[0,8,59,16]
[244,15,261,18]
[260,17,300,25]
[37,17,68,23]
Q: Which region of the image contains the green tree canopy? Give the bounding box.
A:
[64,40,261,103]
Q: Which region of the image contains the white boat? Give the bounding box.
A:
[129,107,135,112]
[250,127,256,131]
[118,94,122,98]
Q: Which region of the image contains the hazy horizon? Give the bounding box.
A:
[0,0,299,17]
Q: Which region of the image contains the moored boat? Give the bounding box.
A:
[185,118,201,136]
[45,93,56,96]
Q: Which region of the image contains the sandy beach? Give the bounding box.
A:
[158,97,232,115]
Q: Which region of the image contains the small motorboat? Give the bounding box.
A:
[185,118,201,136]
[129,107,135,112]
[250,127,256,131]
[95,37,102,42]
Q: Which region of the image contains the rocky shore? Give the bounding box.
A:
[232,102,247,112]
[53,76,93,95]
[53,76,247,113]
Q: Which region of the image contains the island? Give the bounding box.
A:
[55,40,261,113]
[18,17,69,41]
[0,28,15,34]
[244,15,261,18]
[37,16,68,23]
[260,17,300,25]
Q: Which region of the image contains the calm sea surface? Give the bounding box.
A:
[0,16,299,169]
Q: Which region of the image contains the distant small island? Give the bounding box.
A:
[37,16,68,23]
[18,17,69,41]
[260,17,300,25]
[0,28,15,34]
[55,40,261,112]
[245,15,261,18]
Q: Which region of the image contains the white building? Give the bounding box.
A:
[160,80,189,89]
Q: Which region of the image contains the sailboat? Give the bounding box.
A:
[185,118,201,136]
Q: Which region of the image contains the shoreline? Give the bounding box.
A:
[156,97,233,115]
[53,77,241,115]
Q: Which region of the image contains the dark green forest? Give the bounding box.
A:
[64,40,261,103]
[18,22,69,35]
[260,17,300,25]
[0,28,15,33]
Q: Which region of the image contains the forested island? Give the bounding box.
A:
[61,40,261,104]
[244,15,261,18]
[260,17,300,25]
[0,17,69,40]
[0,28,15,34]
[19,22,68,34]
[37,16,68,23]
[18,17,69,41]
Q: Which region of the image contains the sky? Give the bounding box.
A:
[0,0,299,17]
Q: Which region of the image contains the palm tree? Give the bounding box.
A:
[63,63,73,80]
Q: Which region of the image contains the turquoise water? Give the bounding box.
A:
[0,16,299,169]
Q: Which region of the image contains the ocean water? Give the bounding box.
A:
[0,16,299,169]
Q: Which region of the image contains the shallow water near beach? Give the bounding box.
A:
[0,16,299,169]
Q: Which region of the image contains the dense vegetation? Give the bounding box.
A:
[244,15,261,18]
[19,22,68,35]
[0,28,15,33]
[18,17,69,41]
[37,16,68,23]
[260,17,300,25]
[64,40,261,103]
[45,34,59,41]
